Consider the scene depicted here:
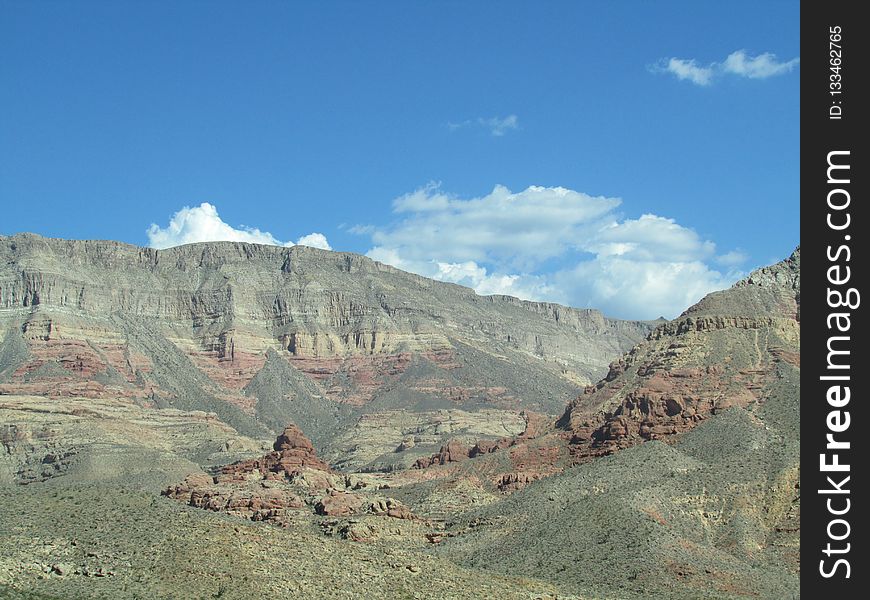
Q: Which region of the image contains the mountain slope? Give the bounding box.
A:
[558,247,799,459]
[432,248,800,599]
[0,233,653,467]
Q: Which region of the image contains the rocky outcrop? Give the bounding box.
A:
[217,424,332,481]
[164,424,426,533]
[413,439,471,469]
[369,497,415,520]
[496,472,542,492]
[412,411,550,469]
[315,491,365,516]
[165,424,338,525]
[164,473,307,522]
[557,247,800,460]
[274,423,318,454]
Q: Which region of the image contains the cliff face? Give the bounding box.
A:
[0,233,652,466]
[557,247,800,456]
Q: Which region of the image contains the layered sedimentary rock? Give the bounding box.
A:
[411,248,800,503]
[0,233,653,464]
[557,247,800,459]
[430,248,801,599]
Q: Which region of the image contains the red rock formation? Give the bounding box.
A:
[413,439,471,469]
[314,491,365,516]
[558,353,772,461]
[164,474,307,526]
[413,411,549,469]
[467,437,514,458]
[164,424,335,527]
[369,498,415,520]
[557,248,800,461]
[217,424,332,482]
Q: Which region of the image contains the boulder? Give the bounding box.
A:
[315,491,364,517]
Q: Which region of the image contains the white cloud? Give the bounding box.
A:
[367,247,553,301]
[663,58,714,86]
[362,184,739,319]
[295,232,332,250]
[371,183,619,270]
[551,214,734,318]
[346,224,376,235]
[553,257,732,321]
[656,49,799,86]
[448,114,519,136]
[591,214,716,262]
[723,50,800,79]
[146,203,281,248]
[434,261,553,298]
[147,202,331,251]
[392,182,453,213]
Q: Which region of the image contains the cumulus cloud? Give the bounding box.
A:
[371,183,619,270]
[590,214,716,262]
[146,203,281,248]
[655,49,799,85]
[368,246,554,300]
[553,257,732,321]
[146,202,331,250]
[550,214,733,318]
[295,232,332,250]
[361,184,739,319]
[448,114,519,136]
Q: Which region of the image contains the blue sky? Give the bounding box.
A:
[0,1,799,319]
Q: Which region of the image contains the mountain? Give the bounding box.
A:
[431,247,800,599]
[0,233,652,472]
[558,246,799,459]
[0,236,800,600]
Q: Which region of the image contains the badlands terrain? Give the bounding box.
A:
[0,234,800,599]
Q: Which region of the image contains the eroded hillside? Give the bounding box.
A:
[0,238,800,600]
[0,233,652,470]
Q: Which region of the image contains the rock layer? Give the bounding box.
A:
[557,247,800,460]
[0,234,653,463]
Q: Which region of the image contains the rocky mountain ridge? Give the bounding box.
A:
[557,247,799,459]
[0,239,801,600]
[0,233,653,470]
[418,247,801,598]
